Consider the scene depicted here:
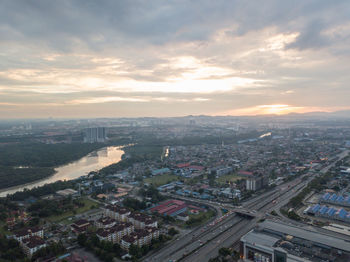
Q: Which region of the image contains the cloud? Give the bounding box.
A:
[67,96,149,104]
[286,20,330,50]
[1,0,350,118]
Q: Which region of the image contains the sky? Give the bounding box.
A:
[1,0,350,118]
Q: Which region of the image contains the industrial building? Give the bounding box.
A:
[149,199,188,217]
[240,220,350,262]
[320,192,350,207]
[305,204,350,223]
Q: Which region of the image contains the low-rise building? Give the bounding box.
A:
[56,188,79,198]
[128,212,157,229]
[96,222,134,243]
[13,227,44,242]
[95,217,117,229]
[71,219,91,234]
[176,213,189,221]
[21,236,47,258]
[216,166,233,176]
[149,199,187,217]
[121,227,159,250]
[104,205,131,222]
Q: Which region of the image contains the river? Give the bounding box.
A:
[0,146,124,197]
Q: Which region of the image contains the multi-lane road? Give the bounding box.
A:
[181,185,302,262]
[145,150,349,262]
[145,185,295,262]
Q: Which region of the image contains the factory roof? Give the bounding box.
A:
[241,230,279,248]
[259,220,350,252]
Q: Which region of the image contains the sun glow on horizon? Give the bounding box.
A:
[219,104,331,116]
[258,104,295,115]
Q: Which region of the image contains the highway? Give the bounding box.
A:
[144,150,349,262]
[146,184,295,262]
[180,185,301,262]
[180,149,349,262]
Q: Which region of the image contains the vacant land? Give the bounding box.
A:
[46,197,98,223]
[184,209,216,228]
[216,174,243,184]
[144,173,179,186]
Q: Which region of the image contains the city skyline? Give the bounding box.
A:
[1,1,350,118]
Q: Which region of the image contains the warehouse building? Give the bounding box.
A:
[240,220,350,262]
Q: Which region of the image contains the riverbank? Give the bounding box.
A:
[0,166,55,190]
[0,146,124,197]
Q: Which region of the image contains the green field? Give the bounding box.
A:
[216,174,243,184]
[144,173,179,186]
[46,197,99,223]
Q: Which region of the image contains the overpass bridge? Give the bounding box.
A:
[232,208,260,218]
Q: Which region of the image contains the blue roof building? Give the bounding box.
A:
[322,193,330,201]
[200,193,213,200]
[319,205,329,215]
[326,208,336,217]
[192,192,200,197]
[330,194,337,202]
[183,189,192,196]
[337,195,345,203]
[337,208,347,219]
[311,204,320,213]
[346,196,350,204]
[152,168,171,176]
[176,190,185,196]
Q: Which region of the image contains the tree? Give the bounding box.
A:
[129,244,142,258]
[77,233,87,246]
[101,240,113,252]
[208,171,216,180]
[209,179,215,187]
[91,235,100,247]
[32,242,66,260]
[0,236,26,261]
[168,227,179,236]
[29,217,40,226]
[270,210,278,216]
[123,198,147,211]
[219,247,231,256]
[113,243,122,256]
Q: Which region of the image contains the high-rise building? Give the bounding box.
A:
[84,127,107,143]
[246,175,268,191]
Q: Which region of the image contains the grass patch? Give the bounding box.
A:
[144,173,179,187]
[216,174,243,184]
[184,209,216,228]
[46,197,99,223]
[0,222,10,235]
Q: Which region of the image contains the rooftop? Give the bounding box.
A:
[23,236,45,249]
[259,220,350,252]
[241,230,279,248]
